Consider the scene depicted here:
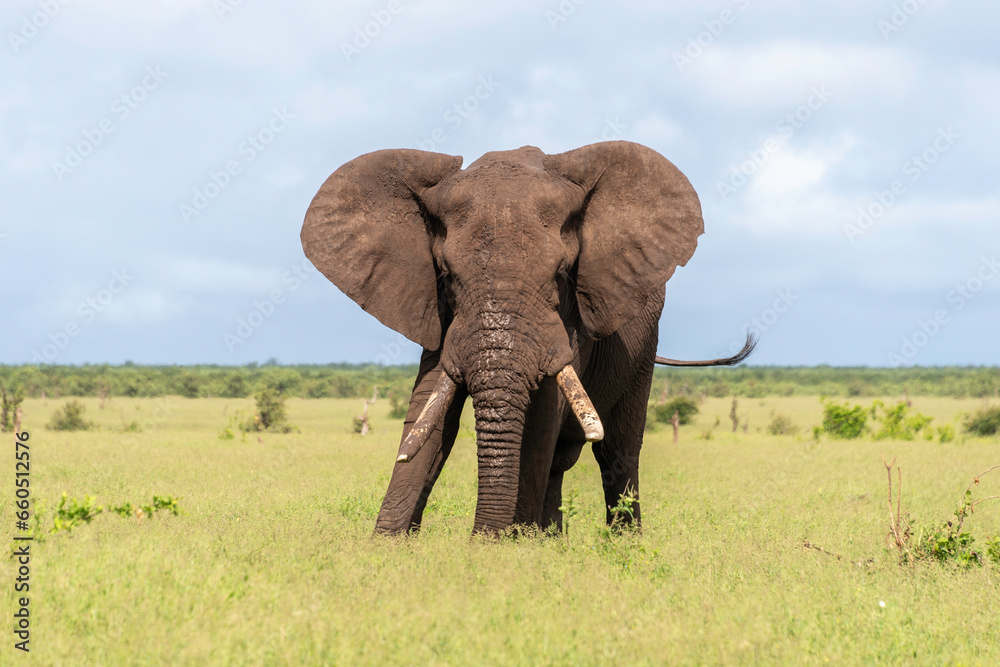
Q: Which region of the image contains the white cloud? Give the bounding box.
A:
[155,257,284,294]
[297,84,369,127]
[690,41,918,109]
[733,135,857,234]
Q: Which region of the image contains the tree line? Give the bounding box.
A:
[0,364,997,400]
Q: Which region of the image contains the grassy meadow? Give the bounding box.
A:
[4,394,1000,664]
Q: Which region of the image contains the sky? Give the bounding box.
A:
[1,0,997,367]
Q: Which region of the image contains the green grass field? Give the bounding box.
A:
[4,395,1000,665]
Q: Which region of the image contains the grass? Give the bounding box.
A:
[4,395,1000,664]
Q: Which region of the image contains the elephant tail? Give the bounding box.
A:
[655,331,757,367]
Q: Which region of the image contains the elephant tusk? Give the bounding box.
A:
[396,371,457,463]
[556,365,604,442]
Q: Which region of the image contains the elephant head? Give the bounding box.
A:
[302,141,703,533]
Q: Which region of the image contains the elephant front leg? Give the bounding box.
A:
[375,349,467,534]
[592,360,657,530]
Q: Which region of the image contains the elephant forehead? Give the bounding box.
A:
[465,145,546,170]
[435,167,578,224]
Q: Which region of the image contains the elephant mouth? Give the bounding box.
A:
[394,363,603,463]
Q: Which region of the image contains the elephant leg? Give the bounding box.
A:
[513,377,564,527]
[375,349,468,535]
[541,435,585,532]
[403,388,467,533]
[588,288,662,529]
[592,353,659,528]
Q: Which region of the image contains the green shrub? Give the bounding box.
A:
[47,401,93,431]
[389,394,408,420]
[221,374,249,398]
[244,387,293,433]
[766,413,798,436]
[937,425,955,443]
[871,400,933,441]
[1,382,25,432]
[965,406,1000,436]
[819,400,869,439]
[650,396,700,426]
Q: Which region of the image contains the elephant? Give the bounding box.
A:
[301,140,754,536]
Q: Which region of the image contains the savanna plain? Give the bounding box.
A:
[4,392,1000,665]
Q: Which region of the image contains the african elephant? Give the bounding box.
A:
[301,141,753,536]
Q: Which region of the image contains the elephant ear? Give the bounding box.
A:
[301,149,463,350]
[544,141,704,339]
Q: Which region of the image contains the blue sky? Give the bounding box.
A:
[1,0,997,367]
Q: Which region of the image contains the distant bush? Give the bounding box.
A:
[707,381,730,398]
[47,400,92,431]
[766,413,798,436]
[389,394,408,420]
[1,382,25,432]
[122,420,143,433]
[965,406,1000,437]
[244,387,293,433]
[650,396,700,426]
[820,401,869,439]
[937,425,955,443]
[871,401,933,441]
[221,373,249,398]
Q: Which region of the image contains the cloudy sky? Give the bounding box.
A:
[1,0,997,367]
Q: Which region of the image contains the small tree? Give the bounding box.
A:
[1,383,25,432]
[871,400,933,441]
[244,387,293,433]
[965,406,1000,437]
[47,401,93,431]
[651,396,699,426]
[820,400,869,439]
[767,412,798,436]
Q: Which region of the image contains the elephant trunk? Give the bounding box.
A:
[467,366,531,534]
